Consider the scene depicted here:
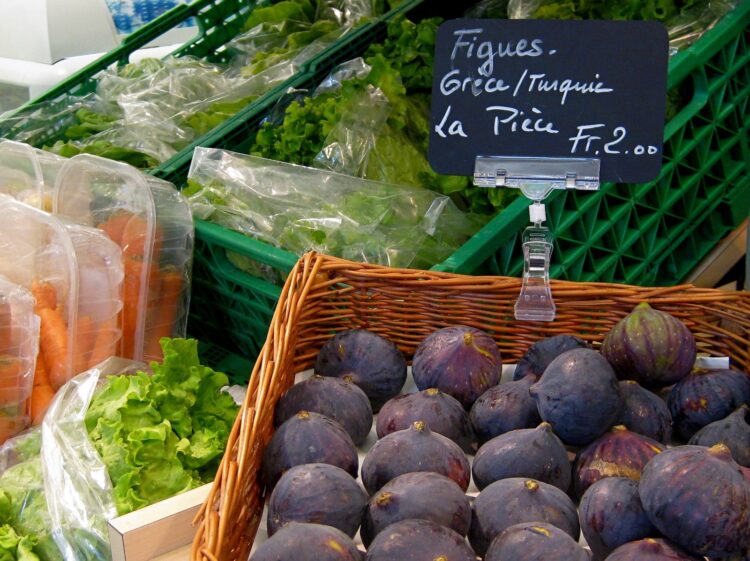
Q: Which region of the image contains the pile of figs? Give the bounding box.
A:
[251,305,750,561]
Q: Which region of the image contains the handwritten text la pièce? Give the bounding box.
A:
[435,28,613,140]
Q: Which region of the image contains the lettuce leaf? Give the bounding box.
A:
[85,338,238,515]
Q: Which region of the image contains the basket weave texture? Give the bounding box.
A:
[190,252,750,561]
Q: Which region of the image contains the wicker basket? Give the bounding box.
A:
[190,252,750,561]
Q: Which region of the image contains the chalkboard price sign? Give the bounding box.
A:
[428,19,669,184]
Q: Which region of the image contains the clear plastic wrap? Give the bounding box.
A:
[0,278,40,445]
[186,147,481,273]
[0,141,65,211]
[0,196,124,391]
[506,0,737,54]
[2,0,385,169]
[0,358,142,561]
[53,154,194,363]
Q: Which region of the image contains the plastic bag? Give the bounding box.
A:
[507,0,737,54]
[0,277,40,443]
[186,147,481,273]
[0,358,139,561]
[53,154,194,363]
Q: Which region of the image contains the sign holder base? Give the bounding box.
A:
[473,156,601,322]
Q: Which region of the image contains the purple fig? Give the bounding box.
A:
[469,478,580,556]
[361,471,471,547]
[472,422,571,491]
[315,329,406,411]
[604,538,703,561]
[365,519,475,561]
[513,335,591,381]
[580,477,658,561]
[412,325,502,409]
[262,411,358,489]
[275,375,373,445]
[668,368,750,440]
[602,302,696,387]
[361,421,470,495]
[470,375,541,443]
[618,380,672,443]
[267,463,367,538]
[485,522,591,561]
[639,444,750,557]
[689,405,750,467]
[250,522,362,561]
[530,348,623,446]
[376,388,476,452]
[573,425,665,498]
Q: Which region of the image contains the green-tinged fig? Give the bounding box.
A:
[689,405,750,467]
[275,375,373,445]
[639,444,750,557]
[530,348,623,446]
[376,389,476,453]
[412,325,502,409]
[267,463,367,538]
[361,471,471,547]
[513,335,591,381]
[261,411,358,489]
[602,303,696,387]
[618,380,672,443]
[580,477,658,561]
[604,538,703,561]
[250,523,362,561]
[472,422,571,491]
[361,421,470,495]
[668,368,750,440]
[485,522,591,561]
[469,478,580,556]
[314,329,406,411]
[573,425,664,498]
[470,375,541,443]
[365,519,476,561]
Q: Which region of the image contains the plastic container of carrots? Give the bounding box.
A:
[53,154,193,362]
[0,140,65,211]
[0,276,40,442]
[0,195,124,394]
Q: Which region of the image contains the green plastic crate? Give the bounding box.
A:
[0,0,402,185]
[187,2,750,376]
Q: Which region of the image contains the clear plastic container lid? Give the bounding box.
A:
[0,140,65,211]
[0,275,40,443]
[0,195,124,389]
[53,154,193,362]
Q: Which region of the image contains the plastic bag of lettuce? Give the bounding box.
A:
[0,339,239,561]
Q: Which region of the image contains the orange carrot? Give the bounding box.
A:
[97,211,133,246]
[0,300,11,354]
[0,415,28,443]
[37,307,69,390]
[143,269,183,361]
[120,214,151,261]
[73,315,95,374]
[121,259,143,359]
[0,356,23,407]
[87,318,120,369]
[33,354,49,387]
[31,281,57,311]
[30,384,55,425]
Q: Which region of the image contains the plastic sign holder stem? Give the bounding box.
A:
[474,156,600,322]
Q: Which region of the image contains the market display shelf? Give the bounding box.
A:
[0,0,403,185]
[186,2,750,373]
